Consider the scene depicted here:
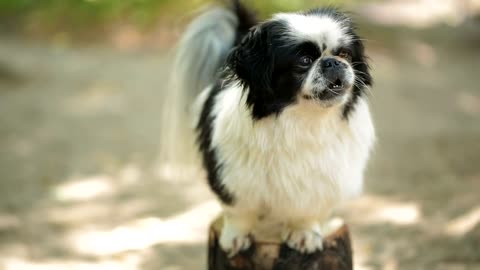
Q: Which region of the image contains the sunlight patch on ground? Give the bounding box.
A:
[352,233,401,270]
[53,165,142,203]
[2,255,142,270]
[54,175,115,202]
[352,238,375,270]
[67,200,221,256]
[346,194,421,226]
[444,206,480,236]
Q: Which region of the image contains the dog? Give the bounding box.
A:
[172,0,375,256]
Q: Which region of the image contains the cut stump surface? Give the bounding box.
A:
[208,216,353,270]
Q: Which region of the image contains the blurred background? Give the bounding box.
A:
[0,0,479,269]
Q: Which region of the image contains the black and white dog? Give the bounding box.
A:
[173,0,375,255]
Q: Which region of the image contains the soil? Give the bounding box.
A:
[0,21,479,270]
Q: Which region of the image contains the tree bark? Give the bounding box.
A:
[208,216,353,270]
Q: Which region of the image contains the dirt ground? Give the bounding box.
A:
[0,21,479,270]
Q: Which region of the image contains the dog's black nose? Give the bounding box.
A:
[321,58,342,69]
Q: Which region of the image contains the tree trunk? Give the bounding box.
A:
[208,216,353,270]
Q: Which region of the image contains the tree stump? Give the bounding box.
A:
[208,216,353,270]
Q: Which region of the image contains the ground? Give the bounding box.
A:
[0,21,479,270]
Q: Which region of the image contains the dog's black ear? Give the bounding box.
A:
[342,33,373,119]
[227,24,274,96]
[351,34,372,87]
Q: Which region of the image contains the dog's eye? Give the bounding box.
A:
[338,50,352,61]
[299,56,313,66]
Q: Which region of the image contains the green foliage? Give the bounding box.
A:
[0,0,357,30]
[1,0,174,28]
[244,0,354,16]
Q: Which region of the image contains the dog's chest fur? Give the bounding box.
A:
[200,83,374,219]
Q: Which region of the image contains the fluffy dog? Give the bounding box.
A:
[172,0,375,255]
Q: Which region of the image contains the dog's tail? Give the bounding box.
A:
[172,0,256,102]
[159,1,256,166]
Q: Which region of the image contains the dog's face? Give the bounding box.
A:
[227,8,371,119]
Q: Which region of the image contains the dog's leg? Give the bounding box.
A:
[219,208,257,257]
[281,212,331,253]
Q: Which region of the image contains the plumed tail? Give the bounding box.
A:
[159,1,256,167]
[173,8,236,102]
[173,0,256,102]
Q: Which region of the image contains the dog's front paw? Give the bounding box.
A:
[282,226,323,253]
[219,225,252,257]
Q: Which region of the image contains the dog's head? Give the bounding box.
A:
[227,8,371,119]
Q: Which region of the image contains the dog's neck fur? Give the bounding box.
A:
[207,82,375,217]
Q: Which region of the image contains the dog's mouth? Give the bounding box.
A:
[327,78,344,90]
[303,78,350,101]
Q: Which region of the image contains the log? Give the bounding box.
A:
[208,216,353,270]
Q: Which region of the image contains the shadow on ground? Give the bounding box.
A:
[0,20,479,270]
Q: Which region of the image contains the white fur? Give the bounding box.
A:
[302,57,355,100]
[275,13,351,50]
[282,222,323,253]
[218,209,255,255]
[193,12,375,254]
[210,83,374,221]
[202,81,375,253]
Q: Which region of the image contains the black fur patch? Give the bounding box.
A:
[196,81,235,204]
[226,6,371,120]
[194,1,258,205]
[194,5,372,205]
[341,31,372,119]
[231,0,258,44]
[306,7,372,118]
[227,20,314,119]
